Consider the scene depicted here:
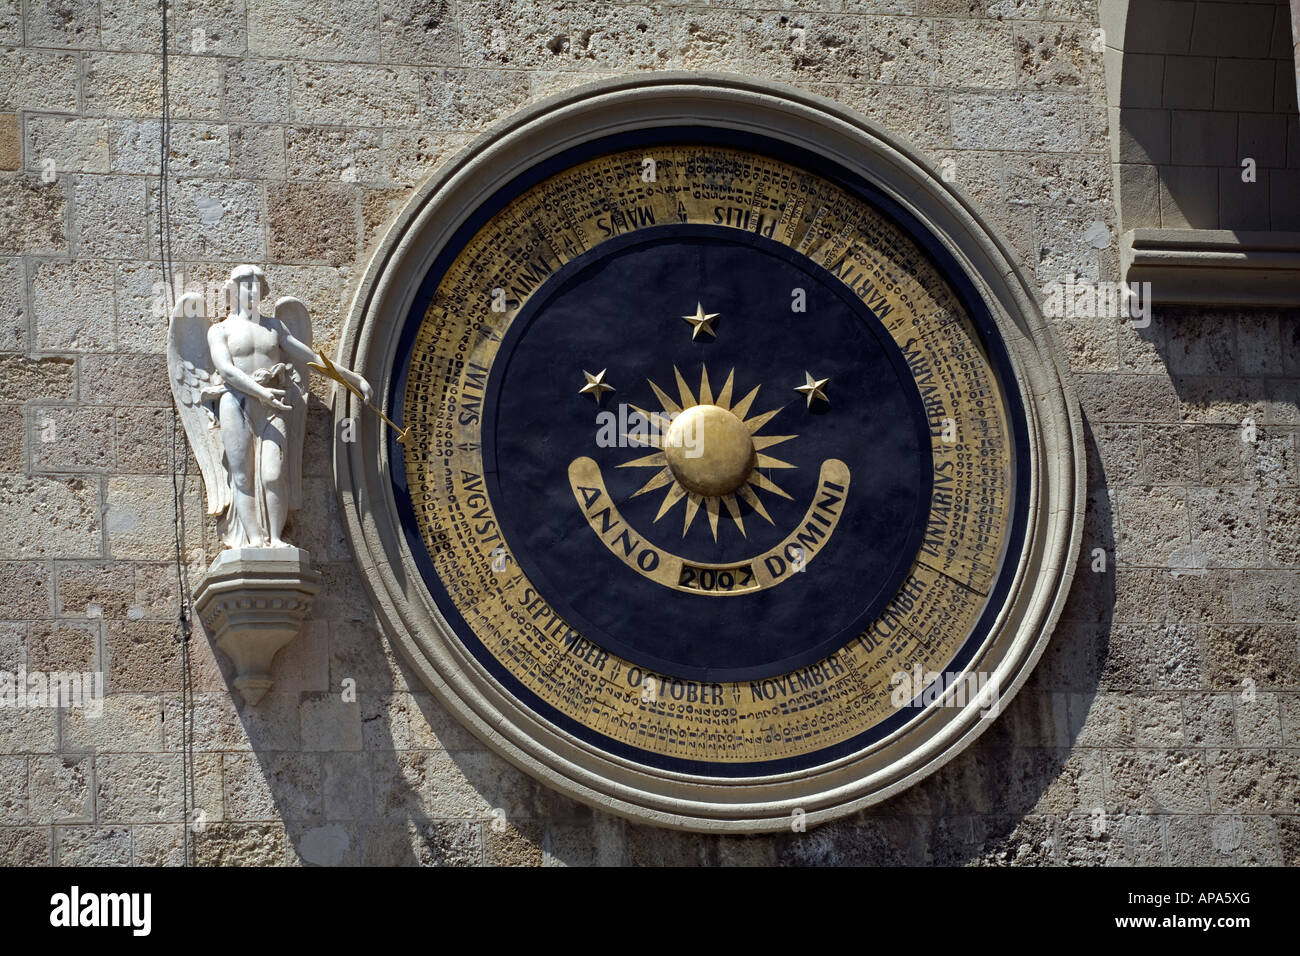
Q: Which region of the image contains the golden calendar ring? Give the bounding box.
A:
[335,74,1085,832]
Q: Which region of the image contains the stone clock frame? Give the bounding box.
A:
[332,72,1086,833]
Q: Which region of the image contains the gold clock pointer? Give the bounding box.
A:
[308,350,413,445]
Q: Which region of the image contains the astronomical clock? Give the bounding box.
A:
[335,75,1085,831]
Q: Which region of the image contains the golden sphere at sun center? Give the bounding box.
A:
[663,404,757,498]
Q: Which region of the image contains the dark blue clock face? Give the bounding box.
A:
[483,227,932,682]
[388,126,1031,777]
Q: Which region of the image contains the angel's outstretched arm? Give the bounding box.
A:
[277,320,373,405]
[208,324,292,412]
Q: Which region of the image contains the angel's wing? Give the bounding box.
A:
[273,296,311,513]
[166,293,230,517]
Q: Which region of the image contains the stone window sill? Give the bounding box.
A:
[1122,228,1300,307]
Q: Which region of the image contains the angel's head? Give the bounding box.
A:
[225,264,270,317]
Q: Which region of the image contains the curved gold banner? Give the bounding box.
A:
[568,456,851,596]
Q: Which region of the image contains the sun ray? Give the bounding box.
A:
[646,379,681,416]
[697,366,713,406]
[630,467,676,498]
[722,494,746,537]
[736,483,774,524]
[748,470,793,500]
[715,369,735,411]
[704,495,720,540]
[756,454,796,469]
[742,406,784,434]
[628,404,675,433]
[654,482,688,521]
[618,451,668,469]
[752,434,796,451]
[673,366,697,410]
[682,493,703,535]
[729,384,761,421]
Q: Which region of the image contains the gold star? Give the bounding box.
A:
[794,371,830,408]
[681,302,720,340]
[579,368,615,403]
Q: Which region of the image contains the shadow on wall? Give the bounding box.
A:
[1115,0,1299,231]
[202,574,601,864]
[213,609,593,866]
[1116,302,1298,546]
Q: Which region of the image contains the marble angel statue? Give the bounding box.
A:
[167,264,372,550]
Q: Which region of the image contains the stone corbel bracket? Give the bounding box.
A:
[193,547,320,705]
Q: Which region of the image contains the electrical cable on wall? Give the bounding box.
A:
[158,0,197,868]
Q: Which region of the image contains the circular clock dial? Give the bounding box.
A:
[392,132,1027,776]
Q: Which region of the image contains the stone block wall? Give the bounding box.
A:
[0,0,1295,865]
[1113,0,1299,230]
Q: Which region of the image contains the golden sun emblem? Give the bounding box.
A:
[619,366,797,540]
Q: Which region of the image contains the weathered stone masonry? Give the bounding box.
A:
[0,0,1296,865]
